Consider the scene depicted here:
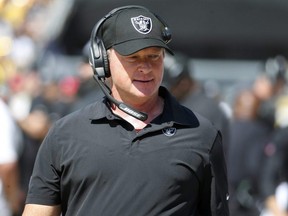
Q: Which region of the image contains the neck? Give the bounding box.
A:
[111,95,164,130]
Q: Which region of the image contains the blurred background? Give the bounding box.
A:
[1,0,288,215]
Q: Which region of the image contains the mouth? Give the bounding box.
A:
[134,78,153,83]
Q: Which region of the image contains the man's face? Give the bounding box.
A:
[109,47,164,102]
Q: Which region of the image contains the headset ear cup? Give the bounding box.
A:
[89,45,95,69]
[90,38,110,79]
[100,41,110,78]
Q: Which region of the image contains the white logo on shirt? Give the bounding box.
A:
[162,127,176,137]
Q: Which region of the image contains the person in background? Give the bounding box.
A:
[260,125,288,216]
[22,5,229,215]
[259,63,288,216]
[0,97,23,216]
[227,86,273,216]
[69,42,104,113]
[163,51,231,156]
[5,68,72,212]
[228,55,288,216]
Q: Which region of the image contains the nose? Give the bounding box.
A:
[138,59,152,74]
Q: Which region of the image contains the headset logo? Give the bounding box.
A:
[131,15,152,34]
[119,104,144,119]
[162,127,176,137]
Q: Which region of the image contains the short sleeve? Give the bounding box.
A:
[26,126,62,205]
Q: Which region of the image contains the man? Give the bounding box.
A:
[22,5,229,216]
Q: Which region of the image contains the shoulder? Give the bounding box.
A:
[177,103,220,152]
[49,100,106,136]
[161,88,219,148]
[162,86,217,134]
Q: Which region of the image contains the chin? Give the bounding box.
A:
[133,88,158,99]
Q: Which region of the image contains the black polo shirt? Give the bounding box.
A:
[26,87,229,216]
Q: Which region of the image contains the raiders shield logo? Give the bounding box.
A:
[162,127,177,137]
[131,15,152,34]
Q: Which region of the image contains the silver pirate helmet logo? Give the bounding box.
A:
[131,15,152,34]
[162,127,177,137]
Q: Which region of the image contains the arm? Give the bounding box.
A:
[208,132,230,216]
[22,204,61,216]
[198,132,229,216]
[0,100,22,215]
[0,161,21,215]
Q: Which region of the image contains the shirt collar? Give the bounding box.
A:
[87,97,112,120]
[88,87,199,127]
[155,86,199,127]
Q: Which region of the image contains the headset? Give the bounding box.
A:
[89,5,172,121]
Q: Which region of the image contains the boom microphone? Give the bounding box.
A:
[93,75,148,121]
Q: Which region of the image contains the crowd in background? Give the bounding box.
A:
[1,1,288,216]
